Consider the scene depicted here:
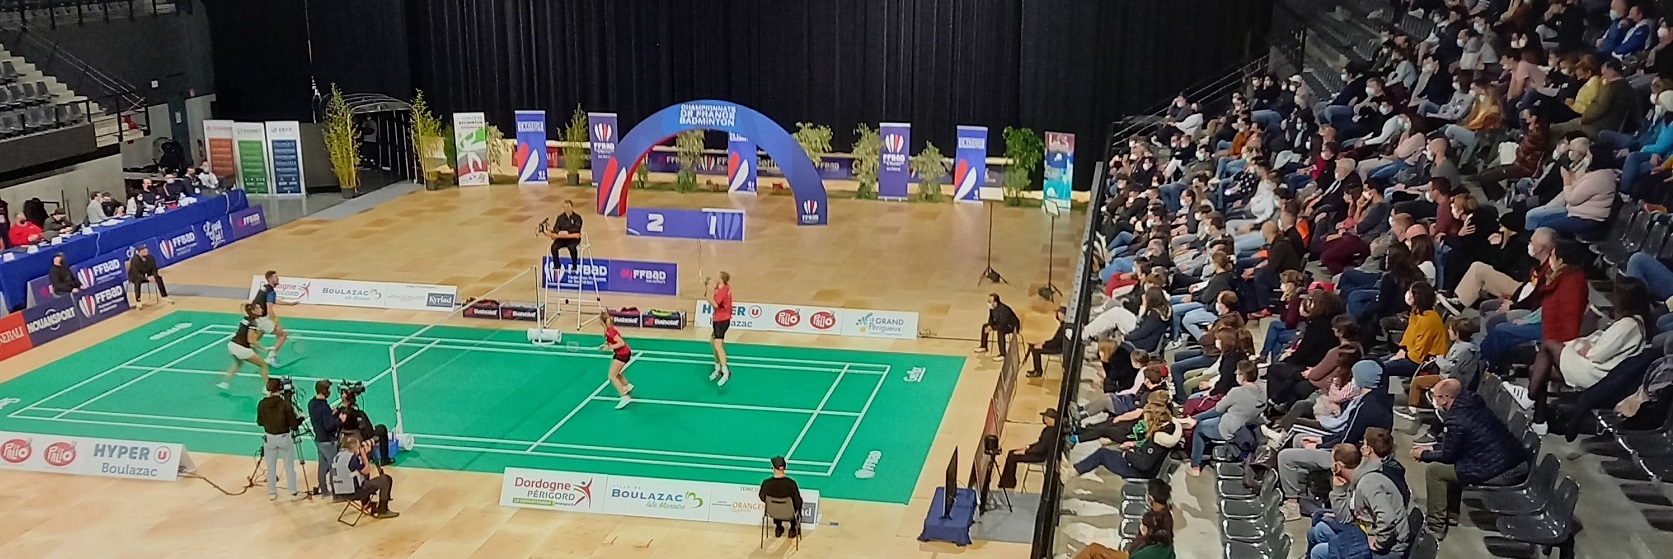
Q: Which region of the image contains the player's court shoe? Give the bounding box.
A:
[623,383,635,394]
[709,369,722,382]
[216,381,231,390]
[717,370,731,387]
[615,396,633,410]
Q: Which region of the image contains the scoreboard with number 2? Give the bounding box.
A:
[625,207,746,241]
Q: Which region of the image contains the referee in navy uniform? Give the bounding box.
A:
[545,200,584,270]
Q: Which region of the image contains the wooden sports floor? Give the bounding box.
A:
[0,184,1083,559]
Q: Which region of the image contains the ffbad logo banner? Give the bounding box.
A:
[726,133,757,193]
[515,111,548,185]
[0,430,188,482]
[74,278,131,327]
[228,206,268,240]
[953,126,989,202]
[588,113,618,188]
[542,257,679,296]
[878,122,911,200]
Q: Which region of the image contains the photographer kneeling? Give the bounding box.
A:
[331,432,399,519]
[337,381,393,466]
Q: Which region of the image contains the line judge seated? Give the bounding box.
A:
[977,293,1021,362]
[758,456,804,538]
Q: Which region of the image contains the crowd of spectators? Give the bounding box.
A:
[1058,0,1673,555]
[0,165,223,250]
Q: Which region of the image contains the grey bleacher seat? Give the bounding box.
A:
[0,60,17,83]
[0,111,17,137]
[63,102,84,125]
[16,82,36,105]
[7,83,27,106]
[38,104,56,128]
[20,106,39,131]
[0,86,11,109]
[28,81,49,103]
[53,103,70,126]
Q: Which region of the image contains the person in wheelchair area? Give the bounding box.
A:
[331,432,399,519]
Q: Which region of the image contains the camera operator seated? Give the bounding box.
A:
[338,384,392,466]
[331,432,399,519]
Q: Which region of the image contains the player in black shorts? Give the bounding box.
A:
[704,272,733,386]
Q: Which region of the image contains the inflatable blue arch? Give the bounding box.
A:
[595,100,829,225]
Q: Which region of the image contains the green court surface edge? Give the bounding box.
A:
[0,310,965,504]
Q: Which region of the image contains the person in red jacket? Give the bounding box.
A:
[7,212,41,247]
[1481,239,1588,373]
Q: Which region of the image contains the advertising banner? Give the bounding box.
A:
[228,206,268,240]
[693,300,919,340]
[155,225,210,267]
[202,120,237,179]
[953,126,989,203]
[0,431,188,482]
[1043,132,1075,213]
[878,122,911,200]
[453,112,490,186]
[726,133,757,194]
[624,207,745,242]
[22,294,80,346]
[500,467,819,529]
[514,110,549,185]
[248,276,459,312]
[263,121,306,196]
[541,257,678,296]
[588,113,618,188]
[0,312,34,361]
[27,238,165,307]
[233,122,271,194]
[74,278,131,327]
[200,214,234,252]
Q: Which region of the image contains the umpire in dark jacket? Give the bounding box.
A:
[998,408,1060,488]
[48,253,80,296]
[1413,379,1530,538]
[125,245,171,307]
[978,293,1021,361]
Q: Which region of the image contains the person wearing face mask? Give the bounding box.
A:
[1524,138,1616,235]
[1386,46,1417,91]
[1553,57,1645,137]
[1505,50,1550,106]
[1441,83,1505,155]
[1620,90,1673,196]
[1426,8,1468,64]
[1409,53,1453,112]
[1357,117,1428,182]
[1480,239,1588,373]
[1601,4,1655,58]
[1419,74,1475,129]
[1473,108,1550,201]
[1648,19,1673,81]
[1320,66,1371,126]
[1457,28,1485,73]
[1538,0,1586,52]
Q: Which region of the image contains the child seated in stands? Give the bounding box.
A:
[1398,318,1481,419]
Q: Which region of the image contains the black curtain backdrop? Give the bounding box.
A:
[206,0,1272,189]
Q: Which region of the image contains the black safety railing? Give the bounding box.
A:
[0,0,182,29]
[1,24,147,143]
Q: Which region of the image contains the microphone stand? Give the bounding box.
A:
[978,200,1006,285]
[1037,202,1062,301]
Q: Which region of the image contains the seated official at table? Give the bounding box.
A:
[8,213,43,247]
[126,245,172,307]
[44,208,74,237]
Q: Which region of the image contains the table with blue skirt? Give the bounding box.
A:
[917,487,977,546]
[0,190,248,311]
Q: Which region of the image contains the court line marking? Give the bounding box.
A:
[9,325,220,417]
[53,333,226,418]
[196,324,890,372]
[195,329,876,375]
[825,367,888,476]
[13,406,836,468]
[415,440,833,477]
[581,395,861,417]
[786,364,848,461]
[525,354,634,451]
[423,432,831,466]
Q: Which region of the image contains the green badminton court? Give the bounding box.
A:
[0,310,964,503]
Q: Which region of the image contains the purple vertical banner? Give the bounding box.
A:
[953,126,989,203]
[726,133,757,194]
[878,122,911,201]
[515,110,548,185]
[588,112,618,188]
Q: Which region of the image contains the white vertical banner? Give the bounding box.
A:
[263,121,306,197]
[453,112,490,186]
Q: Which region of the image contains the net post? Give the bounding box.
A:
[388,343,405,436]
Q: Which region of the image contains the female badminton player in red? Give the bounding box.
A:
[599,311,636,409]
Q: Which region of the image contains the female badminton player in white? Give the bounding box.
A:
[599,311,636,409]
[218,303,271,391]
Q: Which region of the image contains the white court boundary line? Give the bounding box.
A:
[6,322,899,475]
[824,369,889,476]
[525,354,629,452]
[786,364,848,461]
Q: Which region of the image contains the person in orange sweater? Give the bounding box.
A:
[1381,281,1449,380]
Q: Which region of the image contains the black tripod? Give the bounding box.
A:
[1037,204,1063,300]
[978,200,1006,285]
[246,392,316,500]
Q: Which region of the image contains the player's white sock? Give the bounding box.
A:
[623,383,635,394]
[615,395,632,410]
[717,370,731,387]
[268,351,280,367]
